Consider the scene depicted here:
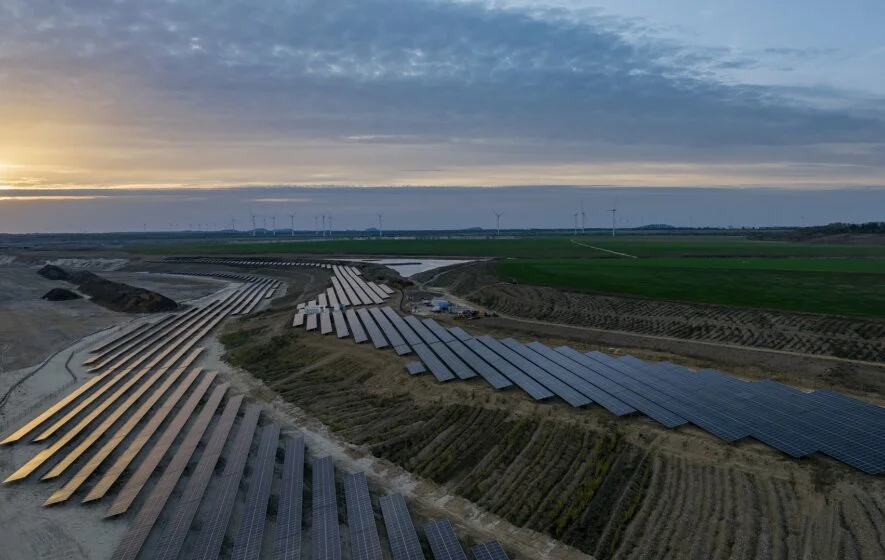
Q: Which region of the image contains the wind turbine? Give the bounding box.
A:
[573,212,579,235]
[262,216,267,234]
[250,210,257,237]
[289,214,296,237]
[327,213,334,237]
[321,215,326,237]
[230,217,236,232]
[609,200,618,237]
[271,215,276,236]
[377,213,384,238]
[493,210,502,237]
[580,200,586,234]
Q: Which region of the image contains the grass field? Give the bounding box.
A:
[133,235,885,259]
[496,258,885,317]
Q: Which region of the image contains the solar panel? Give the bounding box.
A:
[0,374,109,445]
[554,347,688,429]
[424,519,467,560]
[380,307,423,346]
[43,355,203,482]
[357,308,390,349]
[523,342,636,416]
[320,311,334,335]
[379,493,425,560]
[470,540,509,560]
[44,366,202,505]
[395,344,414,356]
[108,393,241,560]
[104,384,232,518]
[421,319,457,343]
[306,313,319,331]
[333,311,350,338]
[369,307,407,347]
[327,287,340,308]
[312,456,342,560]
[476,336,587,406]
[319,293,329,307]
[231,423,282,560]
[192,404,263,560]
[366,282,390,300]
[463,339,552,400]
[294,312,306,327]
[331,277,352,307]
[500,338,601,407]
[446,327,473,342]
[83,373,218,503]
[379,284,395,295]
[443,339,512,389]
[346,309,369,343]
[428,342,476,380]
[274,437,306,560]
[403,316,440,344]
[406,362,427,375]
[344,472,384,560]
[410,343,456,382]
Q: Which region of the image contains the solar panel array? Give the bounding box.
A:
[274,437,306,560]
[232,423,282,560]
[380,493,425,560]
[294,304,885,474]
[312,456,342,560]
[344,472,384,560]
[471,540,510,560]
[192,404,263,560]
[424,519,467,560]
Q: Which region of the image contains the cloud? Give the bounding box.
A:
[0,0,883,188]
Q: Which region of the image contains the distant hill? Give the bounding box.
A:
[636,224,676,230]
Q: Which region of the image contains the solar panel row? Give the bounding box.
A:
[369,307,407,348]
[344,472,384,560]
[109,391,241,560]
[45,367,206,506]
[333,310,350,338]
[428,342,476,380]
[192,404,263,560]
[411,344,455,382]
[346,309,369,343]
[274,437,306,560]
[312,456,342,560]
[320,311,334,335]
[424,519,467,560]
[357,308,389,349]
[82,372,218,503]
[104,384,232,518]
[442,339,512,389]
[231,423,282,560]
[380,493,425,560]
[471,540,510,560]
[380,307,423,346]
[463,338,552,400]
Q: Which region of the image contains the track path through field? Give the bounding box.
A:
[569,238,639,258]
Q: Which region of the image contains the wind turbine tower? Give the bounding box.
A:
[580,200,586,234]
[327,214,333,237]
[271,215,276,236]
[377,214,384,238]
[321,215,326,237]
[289,214,296,237]
[250,212,256,237]
[493,211,502,237]
[609,207,617,237]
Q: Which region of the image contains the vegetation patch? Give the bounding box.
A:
[495,258,885,317]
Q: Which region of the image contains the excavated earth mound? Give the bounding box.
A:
[42,287,82,301]
[36,266,178,313]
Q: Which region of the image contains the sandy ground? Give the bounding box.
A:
[0,265,226,372]
[0,278,243,560]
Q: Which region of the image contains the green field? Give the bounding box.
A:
[133,235,885,259]
[496,258,885,317]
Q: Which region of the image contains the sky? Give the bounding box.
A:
[1,0,884,232]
